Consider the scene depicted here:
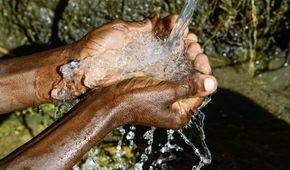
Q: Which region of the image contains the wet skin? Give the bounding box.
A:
[0,14,217,169]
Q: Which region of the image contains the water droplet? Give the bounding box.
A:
[129,125,136,130]
[126,131,135,140]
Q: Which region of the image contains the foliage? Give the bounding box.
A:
[0,0,289,74]
[188,0,289,75]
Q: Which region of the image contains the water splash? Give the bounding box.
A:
[72,0,210,169]
[134,127,156,170]
[160,130,183,154]
[72,149,101,170]
[151,129,183,169]
[73,101,211,170]
[144,97,211,170]
[56,31,192,100]
[178,98,212,170]
[115,127,127,170]
[127,125,137,150]
[177,114,211,170]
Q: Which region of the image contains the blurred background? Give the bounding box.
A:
[0,0,289,169]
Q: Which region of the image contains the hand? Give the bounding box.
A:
[0,77,216,170]
[52,15,155,99]
[80,13,216,88]
[88,75,216,130]
[76,18,152,59]
[82,14,217,129]
[53,14,217,103]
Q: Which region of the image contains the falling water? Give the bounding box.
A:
[127,125,137,150]
[167,0,198,50]
[163,0,213,169]
[57,31,192,100]
[178,109,212,170]
[150,129,183,169]
[55,1,200,100]
[115,127,127,170]
[134,127,156,170]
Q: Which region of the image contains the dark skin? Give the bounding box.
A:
[0,14,217,169]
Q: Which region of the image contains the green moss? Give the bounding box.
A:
[0,102,63,159]
[0,114,31,159]
[0,0,58,52]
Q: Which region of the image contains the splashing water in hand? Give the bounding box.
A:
[72,0,212,169]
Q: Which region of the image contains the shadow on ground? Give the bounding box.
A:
[132,88,290,170]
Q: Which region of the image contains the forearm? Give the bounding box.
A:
[0,90,121,170]
[0,43,80,114]
[0,75,213,169]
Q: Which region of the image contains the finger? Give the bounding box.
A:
[154,14,178,38]
[185,42,203,61]
[184,33,198,47]
[169,97,204,129]
[170,101,188,128]
[120,77,194,108]
[192,73,217,97]
[161,14,178,32]
[114,77,164,94]
[172,97,203,116]
[172,72,216,100]
[148,12,160,27]
[193,53,212,74]
[161,15,188,37]
[125,18,153,32]
[187,33,198,42]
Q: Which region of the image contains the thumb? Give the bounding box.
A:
[110,77,191,105]
[169,74,217,116]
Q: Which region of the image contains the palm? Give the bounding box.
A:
[80,19,154,59]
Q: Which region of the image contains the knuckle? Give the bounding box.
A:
[190,43,202,52]
[187,33,198,42]
[181,77,197,96]
[175,85,190,98]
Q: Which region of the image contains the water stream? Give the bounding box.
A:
[166,0,198,50]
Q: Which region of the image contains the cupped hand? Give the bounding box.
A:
[76,18,152,59]
[89,75,215,130]
[60,13,218,119]
[85,12,218,128]
[152,14,217,117]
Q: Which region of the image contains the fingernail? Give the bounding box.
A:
[204,78,215,92]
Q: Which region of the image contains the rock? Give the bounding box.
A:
[213,63,290,124]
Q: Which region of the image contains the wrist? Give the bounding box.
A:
[92,88,133,127]
[49,42,88,100]
[35,42,85,101]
